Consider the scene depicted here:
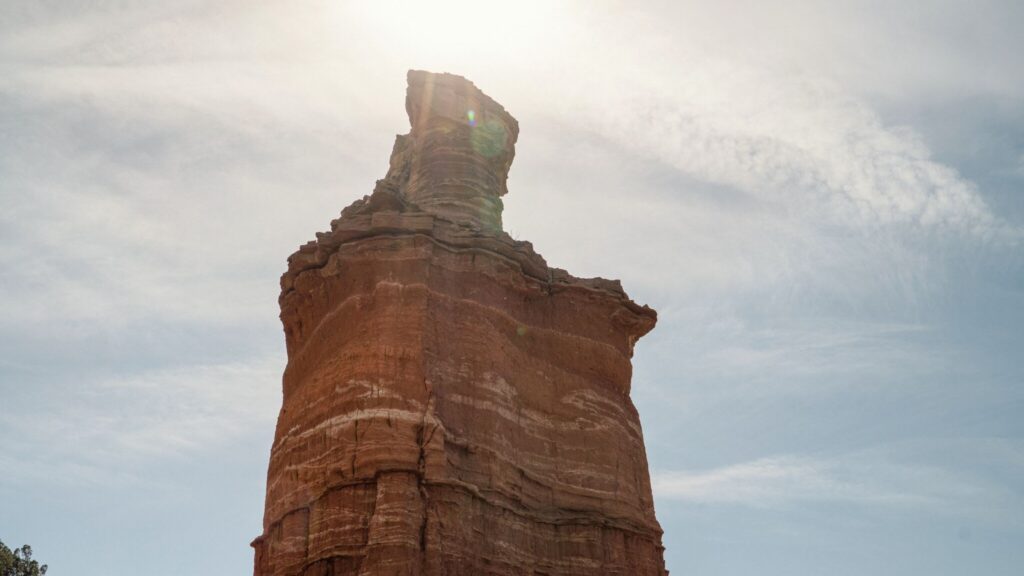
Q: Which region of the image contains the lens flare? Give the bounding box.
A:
[471,119,507,158]
[467,109,476,127]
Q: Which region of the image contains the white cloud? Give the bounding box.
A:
[562,59,1001,238]
[652,447,1018,521]
[2,0,1016,340]
[0,356,282,486]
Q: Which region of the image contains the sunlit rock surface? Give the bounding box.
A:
[253,70,667,576]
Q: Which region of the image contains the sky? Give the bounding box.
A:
[1,1,1022,574]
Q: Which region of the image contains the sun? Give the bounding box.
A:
[345,0,568,66]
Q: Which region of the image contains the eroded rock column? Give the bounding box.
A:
[253,70,667,576]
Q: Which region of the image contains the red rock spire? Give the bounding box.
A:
[254,71,666,576]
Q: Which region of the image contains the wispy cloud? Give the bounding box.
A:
[652,446,1021,523]
[567,58,1004,239]
[0,356,282,486]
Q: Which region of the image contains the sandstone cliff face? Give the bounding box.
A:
[253,70,667,576]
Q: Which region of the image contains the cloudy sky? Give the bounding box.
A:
[2,1,1022,574]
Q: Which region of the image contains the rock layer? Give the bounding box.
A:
[253,70,667,576]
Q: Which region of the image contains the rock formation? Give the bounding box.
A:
[253,70,667,576]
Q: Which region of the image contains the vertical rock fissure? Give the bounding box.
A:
[416,379,436,574]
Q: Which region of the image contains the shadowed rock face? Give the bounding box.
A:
[390,70,518,231]
[253,70,667,576]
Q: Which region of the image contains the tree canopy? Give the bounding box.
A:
[0,540,47,576]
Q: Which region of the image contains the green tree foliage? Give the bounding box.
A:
[0,540,47,576]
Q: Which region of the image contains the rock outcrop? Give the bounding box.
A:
[253,70,667,576]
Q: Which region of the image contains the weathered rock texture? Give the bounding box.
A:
[253,70,667,576]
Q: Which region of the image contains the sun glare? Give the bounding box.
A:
[347,0,566,65]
